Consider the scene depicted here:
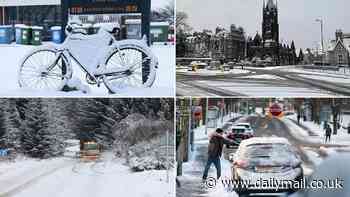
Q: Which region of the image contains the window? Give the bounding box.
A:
[338,55,343,64]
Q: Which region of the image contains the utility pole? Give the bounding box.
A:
[166,129,169,183]
[316,19,324,66]
[188,98,192,156]
[205,97,209,134]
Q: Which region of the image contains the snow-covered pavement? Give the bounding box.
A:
[0,43,174,96]
[0,153,174,197]
[177,114,245,197]
[283,114,350,146]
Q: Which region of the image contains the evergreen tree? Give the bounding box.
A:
[0,99,22,151]
[21,99,60,158]
[298,48,304,64]
[290,41,297,64]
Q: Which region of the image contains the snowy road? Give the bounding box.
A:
[0,153,174,197]
[177,114,350,197]
[176,65,350,96]
[0,43,175,97]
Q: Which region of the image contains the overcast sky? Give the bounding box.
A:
[177,0,350,50]
[152,0,173,9]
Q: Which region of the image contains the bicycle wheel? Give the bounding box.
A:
[102,41,157,93]
[18,47,72,91]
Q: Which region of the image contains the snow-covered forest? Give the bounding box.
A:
[0,98,174,161]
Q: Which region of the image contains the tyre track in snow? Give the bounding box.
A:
[0,160,74,197]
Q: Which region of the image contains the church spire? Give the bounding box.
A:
[267,0,276,9]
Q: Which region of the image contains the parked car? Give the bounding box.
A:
[207,61,221,70]
[188,61,208,70]
[234,122,254,135]
[229,137,303,197]
[226,126,254,148]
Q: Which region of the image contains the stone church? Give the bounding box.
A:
[247,0,297,65]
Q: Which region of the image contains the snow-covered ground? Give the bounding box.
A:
[0,43,174,96]
[281,66,350,77]
[176,68,250,76]
[239,74,285,80]
[178,113,246,197]
[282,114,350,146]
[0,153,174,197]
[298,74,350,84]
[192,80,332,96]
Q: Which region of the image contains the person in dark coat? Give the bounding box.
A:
[325,124,332,143]
[202,128,237,181]
[297,114,301,124]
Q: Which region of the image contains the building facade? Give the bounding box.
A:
[326,30,350,65]
[185,25,245,62]
[247,0,297,65]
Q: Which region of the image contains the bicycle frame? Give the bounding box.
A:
[48,29,132,85]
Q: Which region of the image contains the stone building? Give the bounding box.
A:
[247,0,297,65]
[326,30,350,66]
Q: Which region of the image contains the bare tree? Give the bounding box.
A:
[176,11,191,32]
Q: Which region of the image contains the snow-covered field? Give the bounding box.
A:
[0,43,175,97]
[0,153,174,197]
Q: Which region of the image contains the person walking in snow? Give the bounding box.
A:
[325,124,332,143]
[297,114,301,124]
[202,128,237,182]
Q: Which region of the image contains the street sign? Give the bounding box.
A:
[61,0,151,44]
[269,103,283,117]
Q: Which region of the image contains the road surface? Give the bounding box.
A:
[0,153,173,197]
[176,66,350,96]
[176,114,343,197]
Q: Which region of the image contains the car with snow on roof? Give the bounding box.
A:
[229,137,303,197]
[226,125,254,148]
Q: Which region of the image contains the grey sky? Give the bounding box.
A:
[152,0,173,9]
[177,0,350,50]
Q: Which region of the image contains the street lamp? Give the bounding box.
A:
[315,18,324,66]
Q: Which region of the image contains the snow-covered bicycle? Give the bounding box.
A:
[18,20,158,93]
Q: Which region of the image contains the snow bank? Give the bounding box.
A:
[239,74,285,80]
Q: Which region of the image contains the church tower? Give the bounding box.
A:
[262,0,280,64]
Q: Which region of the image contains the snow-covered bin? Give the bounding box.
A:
[50,26,62,44]
[0,25,13,44]
[15,24,29,44]
[31,26,43,45]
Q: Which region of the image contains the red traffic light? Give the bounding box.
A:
[269,103,282,117]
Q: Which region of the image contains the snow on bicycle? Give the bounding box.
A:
[18,19,158,94]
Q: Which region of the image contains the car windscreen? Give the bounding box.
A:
[242,143,298,165]
[236,124,250,129]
